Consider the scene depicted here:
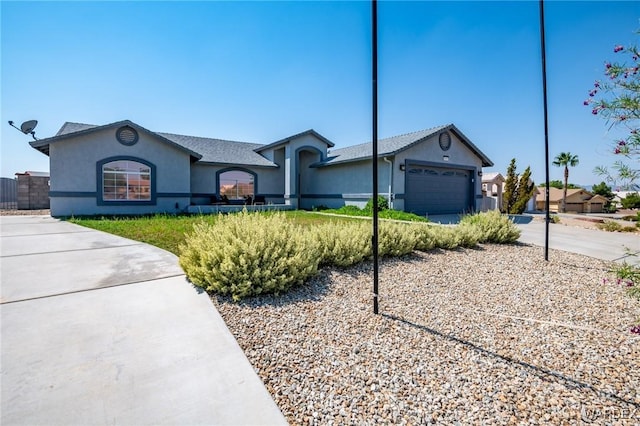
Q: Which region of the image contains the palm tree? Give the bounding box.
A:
[552,152,579,213]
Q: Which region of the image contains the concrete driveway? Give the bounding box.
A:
[515,217,639,264]
[0,215,286,425]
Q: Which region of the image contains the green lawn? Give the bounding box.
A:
[69,211,359,255]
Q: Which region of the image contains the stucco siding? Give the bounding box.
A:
[50,197,191,216]
[48,127,191,216]
[300,159,393,210]
[190,163,284,205]
[396,133,482,211]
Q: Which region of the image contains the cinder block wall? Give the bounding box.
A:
[17,175,50,209]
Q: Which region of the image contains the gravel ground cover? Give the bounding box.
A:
[0,209,51,216]
[213,244,640,425]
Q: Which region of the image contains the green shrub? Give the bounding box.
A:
[621,192,640,209]
[454,224,483,248]
[433,226,470,250]
[412,223,480,250]
[413,224,438,251]
[378,222,419,257]
[550,215,560,224]
[378,209,429,222]
[330,205,367,216]
[609,262,640,301]
[597,220,623,232]
[458,210,521,244]
[313,221,371,267]
[364,195,389,212]
[323,204,429,222]
[179,211,320,301]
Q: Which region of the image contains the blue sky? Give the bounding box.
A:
[2,1,638,186]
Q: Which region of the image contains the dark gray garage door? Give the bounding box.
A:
[404,164,472,215]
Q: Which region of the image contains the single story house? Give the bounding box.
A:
[29,120,494,217]
[535,187,607,213]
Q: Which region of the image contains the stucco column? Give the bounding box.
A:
[283,145,298,208]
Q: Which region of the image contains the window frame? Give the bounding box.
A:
[216,168,257,200]
[97,156,156,206]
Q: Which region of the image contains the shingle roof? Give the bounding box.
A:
[537,187,592,202]
[319,124,493,167]
[156,132,276,167]
[32,120,276,167]
[31,120,202,160]
[56,122,97,136]
[31,120,492,170]
[482,172,505,182]
[255,129,334,152]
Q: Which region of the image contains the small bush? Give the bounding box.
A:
[323,204,429,222]
[378,222,419,257]
[597,220,623,232]
[364,195,389,212]
[179,211,320,301]
[433,226,471,250]
[609,262,640,301]
[413,223,480,250]
[313,221,371,267]
[413,224,438,251]
[550,215,560,224]
[458,210,521,244]
[378,209,429,222]
[330,205,367,216]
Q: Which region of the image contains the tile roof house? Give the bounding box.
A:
[535,187,608,213]
[29,120,493,217]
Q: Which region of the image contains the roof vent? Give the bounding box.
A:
[116,125,139,145]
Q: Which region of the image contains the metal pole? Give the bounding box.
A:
[539,0,550,261]
[372,0,379,314]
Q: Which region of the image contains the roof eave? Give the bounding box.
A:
[255,129,335,153]
[27,120,203,160]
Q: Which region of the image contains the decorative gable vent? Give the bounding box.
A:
[116,126,139,145]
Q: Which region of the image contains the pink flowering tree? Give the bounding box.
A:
[585,31,639,190]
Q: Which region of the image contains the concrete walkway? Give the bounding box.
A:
[0,215,286,425]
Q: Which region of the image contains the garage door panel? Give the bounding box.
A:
[405,165,471,215]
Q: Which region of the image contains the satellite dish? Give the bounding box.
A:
[20,120,38,134]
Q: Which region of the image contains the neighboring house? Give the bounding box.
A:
[535,187,607,213]
[481,172,505,211]
[481,172,537,212]
[612,191,636,209]
[29,120,494,217]
[15,171,50,210]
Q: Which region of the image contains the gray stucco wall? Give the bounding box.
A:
[301,159,392,210]
[190,162,285,206]
[300,132,484,212]
[48,127,191,216]
[393,132,483,212]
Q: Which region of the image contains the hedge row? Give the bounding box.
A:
[178,210,520,300]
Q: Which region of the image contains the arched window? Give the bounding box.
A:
[102,159,151,201]
[219,170,254,200]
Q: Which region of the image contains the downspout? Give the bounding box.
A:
[383,157,393,209]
